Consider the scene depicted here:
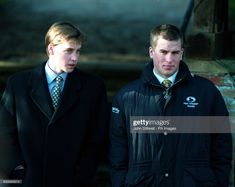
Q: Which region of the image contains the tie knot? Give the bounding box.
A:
[56,75,63,83]
[162,79,172,88]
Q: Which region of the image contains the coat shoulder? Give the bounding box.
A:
[74,69,106,90]
[191,75,219,91]
[113,78,141,102]
[7,69,34,85]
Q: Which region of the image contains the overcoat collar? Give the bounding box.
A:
[28,62,82,123]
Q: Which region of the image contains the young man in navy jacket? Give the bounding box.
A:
[109,24,232,187]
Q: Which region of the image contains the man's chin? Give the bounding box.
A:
[163,70,173,76]
[65,68,75,73]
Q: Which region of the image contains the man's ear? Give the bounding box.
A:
[48,44,54,55]
[149,46,154,58]
[180,48,184,60]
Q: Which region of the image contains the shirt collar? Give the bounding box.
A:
[45,61,67,84]
[153,69,178,84]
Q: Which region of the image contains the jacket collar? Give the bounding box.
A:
[141,60,192,87]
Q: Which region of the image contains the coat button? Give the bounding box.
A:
[164,132,167,135]
[165,173,169,177]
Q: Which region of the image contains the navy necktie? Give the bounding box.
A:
[51,75,63,110]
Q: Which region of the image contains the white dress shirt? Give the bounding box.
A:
[153,69,178,85]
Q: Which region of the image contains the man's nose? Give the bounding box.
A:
[165,53,173,62]
[71,53,79,61]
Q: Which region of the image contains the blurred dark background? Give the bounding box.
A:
[0,0,192,60]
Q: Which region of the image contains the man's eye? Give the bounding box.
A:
[172,51,180,55]
[65,50,73,54]
[160,50,167,54]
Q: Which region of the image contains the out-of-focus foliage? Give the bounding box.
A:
[229,0,235,28]
[0,0,8,5]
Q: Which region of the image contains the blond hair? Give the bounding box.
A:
[150,24,183,48]
[45,21,86,55]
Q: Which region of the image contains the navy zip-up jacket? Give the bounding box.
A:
[110,61,232,187]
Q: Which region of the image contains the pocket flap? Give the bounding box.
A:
[185,167,217,184]
[125,171,153,186]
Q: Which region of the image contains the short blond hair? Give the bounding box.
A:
[45,21,86,55]
[150,24,183,48]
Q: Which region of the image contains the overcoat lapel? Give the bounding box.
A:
[50,69,82,124]
[29,63,54,119]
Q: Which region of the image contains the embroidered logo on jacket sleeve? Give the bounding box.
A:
[112,107,120,114]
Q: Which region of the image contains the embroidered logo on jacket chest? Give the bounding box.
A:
[183,96,199,108]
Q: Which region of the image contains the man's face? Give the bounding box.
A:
[48,40,82,74]
[149,36,183,78]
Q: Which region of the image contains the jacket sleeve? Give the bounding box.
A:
[109,95,129,187]
[210,88,232,187]
[0,78,25,179]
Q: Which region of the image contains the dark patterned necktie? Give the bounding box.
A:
[162,79,172,88]
[51,75,63,110]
